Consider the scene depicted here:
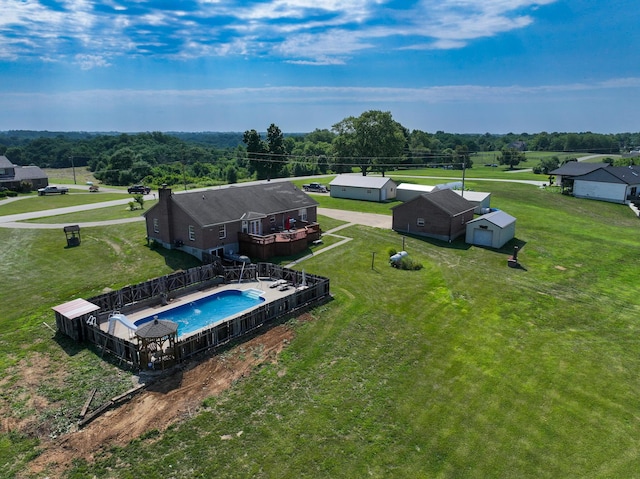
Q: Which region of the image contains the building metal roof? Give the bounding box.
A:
[452,190,491,202]
[329,175,396,189]
[52,298,101,319]
[153,181,318,227]
[396,183,435,193]
[467,210,516,228]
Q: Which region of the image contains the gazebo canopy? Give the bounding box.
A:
[135,318,178,339]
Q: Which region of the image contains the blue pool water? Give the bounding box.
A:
[135,289,265,337]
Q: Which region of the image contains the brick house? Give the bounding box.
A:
[392,188,475,242]
[144,182,321,262]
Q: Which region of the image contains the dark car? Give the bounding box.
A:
[127,185,151,194]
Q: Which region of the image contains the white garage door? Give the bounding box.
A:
[473,228,493,247]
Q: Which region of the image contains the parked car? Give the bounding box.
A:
[303,182,328,193]
[127,185,151,194]
[38,185,69,196]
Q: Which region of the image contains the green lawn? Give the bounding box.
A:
[2,181,640,478]
[23,200,158,223]
[0,193,129,215]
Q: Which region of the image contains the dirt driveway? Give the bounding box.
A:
[318,207,392,229]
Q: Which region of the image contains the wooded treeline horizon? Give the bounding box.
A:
[1,118,639,187]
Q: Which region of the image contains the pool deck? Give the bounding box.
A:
[101,278,300,341]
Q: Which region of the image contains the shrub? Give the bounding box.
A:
[388,248,398,257]
[399,256,423,271]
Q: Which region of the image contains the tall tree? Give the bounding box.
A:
[498,147,526,170]
[266,123,286,179]
[243,129,268,179]
[332,110,406,176]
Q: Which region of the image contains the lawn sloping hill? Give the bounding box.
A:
[2,183,640,478]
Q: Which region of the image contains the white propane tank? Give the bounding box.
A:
[390,251,408,263]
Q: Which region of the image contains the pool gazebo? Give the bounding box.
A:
[136,318,178,370]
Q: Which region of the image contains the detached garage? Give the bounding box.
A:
[329,175,397,202]
[465,210,516,249]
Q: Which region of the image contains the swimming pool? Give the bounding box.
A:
[135,289,265,337]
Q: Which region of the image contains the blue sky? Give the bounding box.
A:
[0,0,638,133]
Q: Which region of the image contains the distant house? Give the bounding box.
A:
[508,141,527,151]
[622,150,640,159]
[144,182,321,262]
[0,155,48,191]
[329,175,397,202]
[549,162,608,191]
[549,162,640,204]
[392,189,475,242]
[572,166,640,204]
[466,210,516,249]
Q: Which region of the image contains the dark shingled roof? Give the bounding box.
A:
[171,181,318,226]
[420,188,476,216]
[576,165,640,184]
[14,165,48,181]
[549,162,608,177]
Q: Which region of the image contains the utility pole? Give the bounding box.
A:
[70,156,77,184]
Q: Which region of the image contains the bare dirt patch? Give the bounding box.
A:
[23,323,295,478]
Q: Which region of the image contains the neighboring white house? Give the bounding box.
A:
[549,162,608,189]
[329,175,397,202]
[465,210,516,249]
[572,166,640,204]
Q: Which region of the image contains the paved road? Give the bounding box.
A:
[0,173,534,230]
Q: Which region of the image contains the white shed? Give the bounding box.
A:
[329,175,397,202]
[465,210,516,249]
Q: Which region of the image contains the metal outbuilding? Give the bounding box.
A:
[465,210,516,249]
[329,175,397,202]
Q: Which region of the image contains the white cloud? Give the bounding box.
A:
[0,0,559,64]
[75,54,111,70]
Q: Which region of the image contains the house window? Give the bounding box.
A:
[299,208,307,222]
[219,224,226,239]
[188,225,196,241]
[367,189,372,194]
[153,218,159,233]
[242,220,248,233]
[270,215,276,223]
[417,218,425,227]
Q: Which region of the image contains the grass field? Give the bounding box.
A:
[2,177,640,478]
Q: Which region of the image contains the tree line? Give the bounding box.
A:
[0,112,638,188]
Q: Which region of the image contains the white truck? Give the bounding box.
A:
[38,185,69,196]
